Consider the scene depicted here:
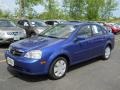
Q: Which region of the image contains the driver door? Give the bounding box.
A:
[67,25,94,64]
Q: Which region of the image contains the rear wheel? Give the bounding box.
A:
[49,57,68,80]
[102,46,111,60]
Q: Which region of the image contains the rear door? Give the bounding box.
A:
[90,24,106,56]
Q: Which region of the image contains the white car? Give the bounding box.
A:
[0,20,26,44]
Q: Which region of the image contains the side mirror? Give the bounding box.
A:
[74,35,86,42]
[108,29,112,33]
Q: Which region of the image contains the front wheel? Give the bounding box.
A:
[49,57,68,80]
[102,46,111,60]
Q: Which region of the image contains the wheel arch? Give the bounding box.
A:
[49,53,71,67]
[105,41,113,50]
[47,53,71,75]
[54,54,70,66]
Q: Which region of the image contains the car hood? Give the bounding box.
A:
[11,36,64,51]
[0,27,24,32]
[34,27,48,34]
[34,26,48,30]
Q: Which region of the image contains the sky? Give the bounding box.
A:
[0,0,120,17]
[0,0,45,13]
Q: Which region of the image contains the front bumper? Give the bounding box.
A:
[0,34,26,43]
[5,50,48,75]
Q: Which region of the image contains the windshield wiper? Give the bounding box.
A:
[47,35,59,39]
[39,34,65,39]
[39,34,47,37]
[39,34,58,38]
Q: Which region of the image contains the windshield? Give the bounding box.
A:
[0,20,16,27]
[31,21,47,27]
[40,24,78,38]
[0,20,15,27]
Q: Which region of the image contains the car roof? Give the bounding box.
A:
[30,19,44,22]
[44,19,66,21]
[18,19,45,23]
[62,21,98,25]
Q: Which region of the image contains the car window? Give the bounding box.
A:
[103,26,111,33]
[31,21,47,27]
[0,20,16,27]
[78,25,92,38]
[17,20,24,25]
[40,24,78,38]
[92,25,103,35]
[24,22,29,26]
[18,20,30,26]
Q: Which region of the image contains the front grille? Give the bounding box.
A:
[10,48,24,56]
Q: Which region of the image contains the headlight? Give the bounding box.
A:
[24,50,42,59]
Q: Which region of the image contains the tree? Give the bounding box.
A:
[63,0,85,20]
[84,0,104,20]
[15,0,118,20]
[38,0,65,19]
[99,0,118,20]
[17,0,43,18]
[0,9,10,18]
[63,0,118,20]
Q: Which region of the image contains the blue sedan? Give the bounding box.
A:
[5,22,115,79]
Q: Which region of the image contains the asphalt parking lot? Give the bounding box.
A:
[0,35,120,90]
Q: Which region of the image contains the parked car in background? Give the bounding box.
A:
[115,23,120,28]
[5,22,114,79]
[17,19,48,37]
[97,22,112,33]
[30,20,48,34]
[0,19,26,44]
[68,20,81,23]
[45,20,66,26]
[104,23,120,34]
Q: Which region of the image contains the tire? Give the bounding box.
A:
[49,57,68,80]
[102,46,111,60]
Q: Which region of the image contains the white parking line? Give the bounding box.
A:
[0,53,4,56]
[0,60,6,63]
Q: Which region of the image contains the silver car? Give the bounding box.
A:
[0,20,26,43]
[31,20,48,34]
[17,19,48,37]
